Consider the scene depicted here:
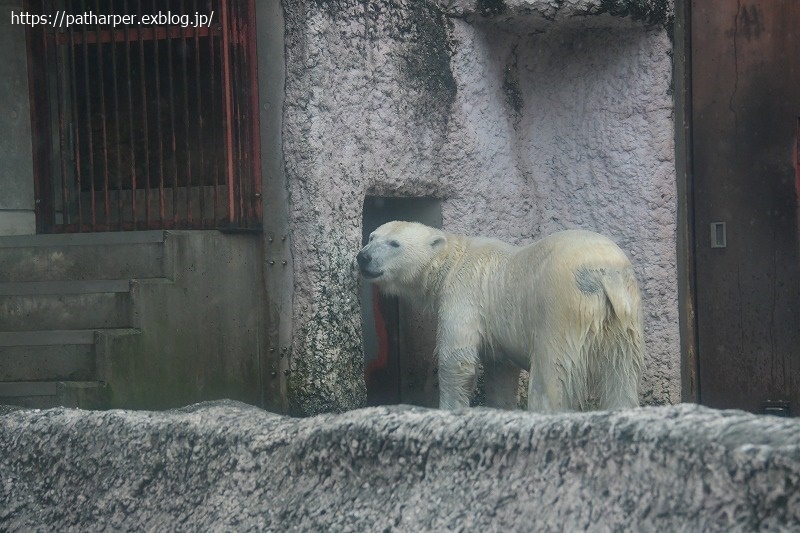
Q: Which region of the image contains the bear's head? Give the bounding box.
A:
[356,221,447,296]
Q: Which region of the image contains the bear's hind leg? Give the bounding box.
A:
[526,332,585,413]
[596,340,643,410]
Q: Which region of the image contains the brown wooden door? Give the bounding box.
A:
[692,0,800,414]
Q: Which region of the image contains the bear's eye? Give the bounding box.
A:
[368,234,375,242]
[389,240,400,248]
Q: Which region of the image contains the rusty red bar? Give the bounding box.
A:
[26,0,55,231]
[193,0,206,228]
[136,0,152,227]
[180,0,193,228]
[53,13,70,228]
[232,4,244,227]
[123,0,137,227]
[80,0,96,230]
[796,118,800,236]
[152,0,165,226]
[166,18,178,228]
[220,0,235,225]
[245,0,263,227]
[110,16,123,228]
[209,6,220,225]
[66,21,84,229]
[94,0,111,228]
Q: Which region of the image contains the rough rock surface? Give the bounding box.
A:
[447,0,673,29]
[283,0,678,414]
[2,401,799,531]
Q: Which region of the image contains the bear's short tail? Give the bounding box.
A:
[593,267,645,409]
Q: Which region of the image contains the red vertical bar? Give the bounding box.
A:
[193,0,207,228]
[795,118,800,204]
[55,31,70,228]
[80,0,96,231]
[136,0,152,228]
[220,0,235,226]
[232,4,244,227]
[110,18,124,229]
[180,0,193,228]
[794,118,800,237]
[94,0,111,229]
[152,0,165,226]
[209,5,220,225]
[68,22,84,229]
[25,0,54,232]
[166,14,179,228]
[123,0,138,227]
[245,0,262,227]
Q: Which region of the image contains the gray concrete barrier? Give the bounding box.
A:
[1,401,798,531]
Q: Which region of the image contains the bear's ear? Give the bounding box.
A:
[430,236,446,250]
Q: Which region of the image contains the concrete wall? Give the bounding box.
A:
[0,0,35,235]
[104,231,268,410]
[283,0,678,415]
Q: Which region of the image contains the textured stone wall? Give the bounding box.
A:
[283,0,678,414]
[1,402,798,530]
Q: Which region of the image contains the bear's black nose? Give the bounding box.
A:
[356,250,370,268]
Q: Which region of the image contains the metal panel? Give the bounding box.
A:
[692,0,800,414]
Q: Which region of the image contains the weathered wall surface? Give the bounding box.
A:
[283,0,678,414]
[0,0,36,236]
[106,232,267,410]
[1,402,798,531]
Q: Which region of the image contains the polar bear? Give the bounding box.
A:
[356,221,644,412]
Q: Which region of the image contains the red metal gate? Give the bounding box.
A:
[25,0,261,233]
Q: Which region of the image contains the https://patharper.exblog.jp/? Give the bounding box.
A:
[10,10,214,29]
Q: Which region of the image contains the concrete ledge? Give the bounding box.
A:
[1,402,798,530]
[0,230,166,248]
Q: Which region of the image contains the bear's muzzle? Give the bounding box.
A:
[356,249,382,279]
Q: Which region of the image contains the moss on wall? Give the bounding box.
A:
[288,227,366,416]
[583,0,673,29]
[476,0,506,17]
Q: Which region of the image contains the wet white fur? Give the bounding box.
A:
[359,221,644,412]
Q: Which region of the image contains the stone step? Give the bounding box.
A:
[0,328,139,383]
[0,230,169,282]
[0,328,140,382]
[0,380,107,409]
[0,281,133,332]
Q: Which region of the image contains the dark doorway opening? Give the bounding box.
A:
[360,196,441,407]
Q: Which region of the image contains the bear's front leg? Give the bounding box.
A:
[436,307,481,410]
[438,350,479,409]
